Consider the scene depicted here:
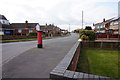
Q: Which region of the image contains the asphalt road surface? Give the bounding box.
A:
[2,33,79,78]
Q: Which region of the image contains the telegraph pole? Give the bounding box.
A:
[69,24,70,32]
[82,11,83,29]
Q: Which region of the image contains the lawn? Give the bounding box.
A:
[76,48,119,79]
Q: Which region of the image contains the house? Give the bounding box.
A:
[94,17,120,39]
[0,15,14,35]
[0,15,40,36]
[11,21,39,36]
[40,24,61,37]
[1,14,63,40]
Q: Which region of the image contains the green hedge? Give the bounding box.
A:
[28,32,37,36]
[79,30,96,41]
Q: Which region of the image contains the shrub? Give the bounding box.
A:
[28,32,37,36]
[81,35,88,40]
[79,30,96,41]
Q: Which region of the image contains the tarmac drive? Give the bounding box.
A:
[2,33,79,78]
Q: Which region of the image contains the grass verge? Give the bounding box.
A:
[0,37,52,43]
[76,48,118,79]
[0,34,71,43]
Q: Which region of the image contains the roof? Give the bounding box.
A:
[0,15,7,20]
[0,23,14,30]
[40,25,45,31]
[94,18,114,26]
[45,25,54,31]
[110,17,120,22]
[11,23,38,29]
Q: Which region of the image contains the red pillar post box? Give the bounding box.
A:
[37,30,42,48]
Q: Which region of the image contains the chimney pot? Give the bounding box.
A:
[25,20,28,28]
[103,18,105,22]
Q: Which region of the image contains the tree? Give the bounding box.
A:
[85,26,92,30]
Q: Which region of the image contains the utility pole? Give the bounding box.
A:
[69,24,70,32]
[118,1,120,39]
[82,10,83,29]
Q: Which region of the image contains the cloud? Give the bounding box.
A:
[0,0,118,31]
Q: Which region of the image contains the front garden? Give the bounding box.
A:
[76,48,119,79]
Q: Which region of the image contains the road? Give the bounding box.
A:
[2,33,79,78]
[2,34,75,63]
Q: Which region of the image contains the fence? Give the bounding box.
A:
[50,40,119,79]
[96,34,119,38]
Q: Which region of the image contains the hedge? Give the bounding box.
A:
[28,32,37,36]
[79,30,96,41]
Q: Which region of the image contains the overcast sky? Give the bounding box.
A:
[0,0,119,31]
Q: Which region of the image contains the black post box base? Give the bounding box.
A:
[37,44,42,48]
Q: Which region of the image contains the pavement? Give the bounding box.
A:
[2,33,79,78]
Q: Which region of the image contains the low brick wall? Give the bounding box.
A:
[50,40,119,79]
[2,35,37,40]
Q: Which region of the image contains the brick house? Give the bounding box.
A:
[94,17,120,39]
[0,15,40,36]
[40,24,61,37]
[11,21,39,36]
[1,15,62,40]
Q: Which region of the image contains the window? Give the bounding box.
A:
[3,21,5,24]
[18,29,22,33]
[110,22,113,26]
[100,25,103,28]
[99,25,104,30]
[0,30,4,35]
[114,21,118,25]
[96,26,99,30]
[114,31,118,34]
[29,30,33,33]
[109,29,112,34]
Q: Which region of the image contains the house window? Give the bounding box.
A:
[29,30,33,33]
[113,31,118,34]
[18,29,22,33]
[96,26,99,30]
[2,21,5,24]
[0,30,4,35]
[110,22,113,26]
[100,25,104,30]
[109,29,112,34]
[114,21,118,25]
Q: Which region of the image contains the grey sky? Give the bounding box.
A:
[0,0,119,31]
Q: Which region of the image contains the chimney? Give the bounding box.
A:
[45,23,47,27]
[103,18,105,22]
[25,20,28,28]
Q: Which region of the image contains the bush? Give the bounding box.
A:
[28,32,37,36]
[81,35,88,40]
[79,30,96,41]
